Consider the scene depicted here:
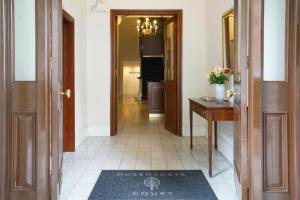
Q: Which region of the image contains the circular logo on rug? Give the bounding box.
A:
[144,177,161,191]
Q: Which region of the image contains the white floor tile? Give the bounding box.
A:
[103,159,121,170]
[181,159,199,170]
[166,160,184,170]
[62,170,84,184]
[119,160,136,170]
[152,159,167,170]
[60,96,237,200]
[136,160,151,170]
[151,151,165,160]
[137,151,151,160]
[77,170,101,184]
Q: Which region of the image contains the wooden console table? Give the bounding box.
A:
[189,98,234,177]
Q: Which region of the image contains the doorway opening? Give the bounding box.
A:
[110,10,183,137]
[62,10,75,152]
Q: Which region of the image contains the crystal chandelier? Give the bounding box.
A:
[136,18,159,37]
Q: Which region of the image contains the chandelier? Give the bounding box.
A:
[136,18,159,37]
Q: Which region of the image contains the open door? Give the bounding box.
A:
[50,0,64,199]
[62,11,75,152]
[248,0,300,199]
[164,17,178,134]
[1,0,52,199]
[230,0,249,199]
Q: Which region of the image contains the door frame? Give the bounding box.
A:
[62,10,75,152]
[0,0,7,199]
[110,9,183,136]
[233,0,249,199]
[50,0,63,199]
[248,0,300,199]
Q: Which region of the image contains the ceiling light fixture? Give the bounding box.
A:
[136,18,159,37]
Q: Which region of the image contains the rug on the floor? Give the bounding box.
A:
[88,170,218,200]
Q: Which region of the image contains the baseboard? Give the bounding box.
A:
[87,126,110,136]
[182,123,234,165]
[217,130,234,165]
[75,125,88,149]
[182,124,207,136]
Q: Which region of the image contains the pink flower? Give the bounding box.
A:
[224,67,231,74]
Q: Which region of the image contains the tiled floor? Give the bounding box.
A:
[60,96,238,200]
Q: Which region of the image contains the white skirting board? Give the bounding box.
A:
[75,125,88,149]
[182,125,208,137]
[216,122,234,164]
[183,123,234,165]
[86,126,110,136]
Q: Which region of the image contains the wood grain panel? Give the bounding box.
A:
[297,24,300,66]
[164,82,177,133]
[63,11,75,152]
[12,113,36,190]
[263,83,289,112]
[12,82,36,112]
[148,82,164,114]
[263,113,288,192]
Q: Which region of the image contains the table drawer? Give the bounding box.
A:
[195,106,206,118]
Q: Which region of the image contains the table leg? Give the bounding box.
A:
[208,118,213,177]
[214,121,218,150]
[190,104,193,150]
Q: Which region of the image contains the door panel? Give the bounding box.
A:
[262,0,290,199]
[0,0,6,198]
[263,112,288,192]
[233,0,249,199]
[62,11,75,152]
[3,0,51,199]
[249,0,300,199]
[164,18,178,134]
[128,72,139,95]
[12,113,36,189]
[50,0,63,199]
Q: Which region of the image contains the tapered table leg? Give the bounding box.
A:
[214,121,218,150]
[190,103,193,150]
[208,116,213,177]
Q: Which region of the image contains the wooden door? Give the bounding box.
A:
[164,18,178,134]
[0,1,5,199]
[232,0,249,199]
[50,0,64,199]
[248,0,300,199]
[128,72,139,95]
[62,11,75,152]
[0,0,51,199]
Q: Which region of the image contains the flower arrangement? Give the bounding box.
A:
[208,66,231,85]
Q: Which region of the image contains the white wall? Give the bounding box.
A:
[63,0,235,163]
[118,17,141,96]
[62,0,88,148]
[86,0,208,136]
[205,0,234,164]
[119,18,140,63]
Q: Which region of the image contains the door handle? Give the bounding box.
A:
[226,89,240,98]
[59,89,71,99]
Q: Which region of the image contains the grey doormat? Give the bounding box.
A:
[88,170,218,200]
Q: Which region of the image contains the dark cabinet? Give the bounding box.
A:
[147,82,165,114]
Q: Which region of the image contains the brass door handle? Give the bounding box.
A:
[59,89,71,99]
[227,89,240,98]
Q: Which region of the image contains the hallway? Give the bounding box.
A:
[60,97,238,200]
